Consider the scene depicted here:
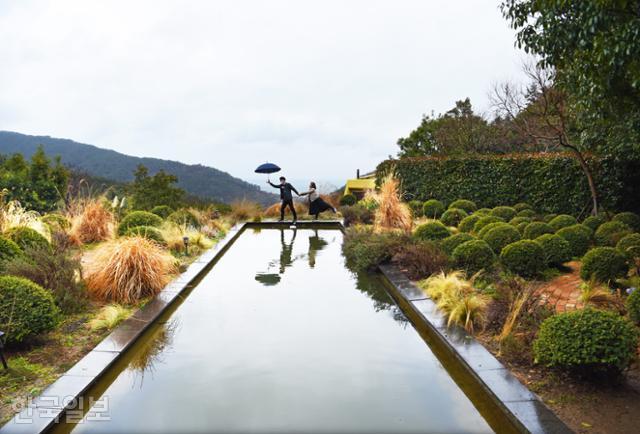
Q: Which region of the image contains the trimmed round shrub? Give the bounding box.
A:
[422,199,445,218]
[473,215,505,234]
[523,222,554,240]
[491,206,517,221]
[556,224,592,257]
[0,236,22,263]
[7,227,50,251]
[595,220,632,246]
[452,240,495,274]
[580,247,629,283]
[548,214,578,232]
[0,276,59,344]
[41,213,70,230]
[118,211,163,235]
[483,224,521,254]
[513,202,532,212]
[500,240,545,277]
[408,200,423,217]
[448,199,477,213]
[533,308,638,373]
[123,226,166,245]
[440,233,475,255]
[509,216,532,226]
[543,213,557,223]
[475,208,492,215]
[167,209,201,229]
[516,222,529,234]
[516,209,536,218]
[414,221,451,241]
[478,221,510,239]
[440,208,468,227]
[617,233,640,258]
[339,194,357,206]
[536,234,571,266]
[458,214,481,233]
[626,289,640,325]
[150,205,175,219]
[613,212,640,232]
[582,214,607,232]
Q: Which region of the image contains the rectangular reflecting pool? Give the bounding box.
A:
[53,227,494,433]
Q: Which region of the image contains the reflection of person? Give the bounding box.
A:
[308,230,328,268]
[299,182,337,220]
[267,176,299,222]
[279,228,297,273]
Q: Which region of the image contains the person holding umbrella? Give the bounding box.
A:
[267,176,300,223]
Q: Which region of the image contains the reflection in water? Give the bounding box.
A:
[352,270,408,324]
[279,228,297,273]
[308,230,328,268]
[129,319,179,385]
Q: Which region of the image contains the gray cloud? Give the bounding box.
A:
[0,0,526,186]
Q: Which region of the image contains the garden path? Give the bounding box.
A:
[534,261,584,312]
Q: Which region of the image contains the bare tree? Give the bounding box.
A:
[490,62,599,215]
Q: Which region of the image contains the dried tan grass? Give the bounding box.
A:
[158,222,214,252]
[0,197,51,240]
[579,278,625,313]
[262,201,307,217]
[230,200,262,222]
[499,287,533,342]
[88,304,132,331]
[373,173,412,233]
[68,199,114,244]
[84,236,177,303]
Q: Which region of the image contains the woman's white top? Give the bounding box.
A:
[308,188,320,202]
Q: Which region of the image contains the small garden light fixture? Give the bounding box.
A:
[183,236,190,256]
[0,331,7,370]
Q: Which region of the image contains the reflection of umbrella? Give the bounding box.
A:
[255,273,281,286]
[255,162,281,182]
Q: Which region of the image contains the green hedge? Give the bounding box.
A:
[377,154,640,215]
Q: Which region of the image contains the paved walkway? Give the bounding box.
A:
[535,261,584,313]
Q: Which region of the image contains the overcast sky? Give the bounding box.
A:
[0,0,525,188]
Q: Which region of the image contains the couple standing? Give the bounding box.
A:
[268,176,336,222]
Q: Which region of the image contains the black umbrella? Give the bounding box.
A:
[255,162,281,182]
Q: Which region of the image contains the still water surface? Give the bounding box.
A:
[57,228,493,433]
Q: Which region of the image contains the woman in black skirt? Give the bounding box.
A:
[299,182,337,220]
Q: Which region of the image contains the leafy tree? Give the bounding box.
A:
[128,164,185,210]
[0,146,69,212]
[501,0,640,157]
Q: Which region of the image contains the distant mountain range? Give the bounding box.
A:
[0,131,277,205]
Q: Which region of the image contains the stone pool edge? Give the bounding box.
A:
[379,264,572,434]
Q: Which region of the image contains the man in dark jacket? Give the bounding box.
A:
[267,176,299,222]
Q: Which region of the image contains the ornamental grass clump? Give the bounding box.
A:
[374,173,412,233]
[69,199,114,244]
[579,278,624,313]
[0,199,50,240]
[89,304,132,331]
[85,236,177,303]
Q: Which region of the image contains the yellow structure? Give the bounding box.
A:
[343,172,376,198]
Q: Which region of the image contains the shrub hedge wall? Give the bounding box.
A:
[377,153,640,215]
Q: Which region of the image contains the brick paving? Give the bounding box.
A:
[535,261,584,313]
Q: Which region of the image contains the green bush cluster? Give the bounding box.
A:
[440,233,475,255]
[513,202,532,212]
[167,209,201,228]
[7,227,50,251]
[408,200,423,217]
[118,211,163,235]
[422,199,445,218]
[440,208,467,227]
[533,308,638,373]
[0,275,59,345]
[452,239,495,274]
[535,234,571,266]
[523,222,554,240]
[414,221,451,241]
[556,224,592,257]
[342,227,407,271]
[482,224,521,254]
[339,194,357,206]
[150,205,175,219]
[617,233,640,258]
[448,199,477,213]
[548,214,578,232]
[509,216,532,226]
[477,222,508,239]
[473,215,504,233]
[595,221,632,246]
[123,226,166,245]
[516,209,537,218]
[500,240,545,277]
[491,206,517,221]
[543,213,558,223]
[378,154,640,215]
[626,289,640,325]
[0,236,22,264]
[580,247,629,283]
[612,212,640,232]
[458,214,481,233]
[582,214,607,232]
